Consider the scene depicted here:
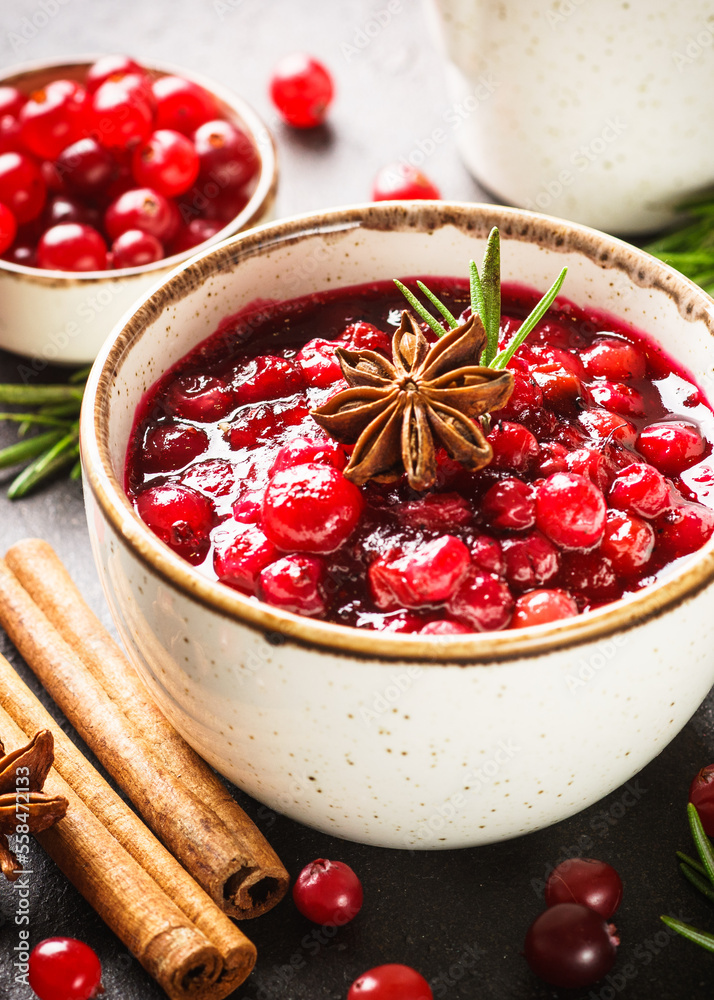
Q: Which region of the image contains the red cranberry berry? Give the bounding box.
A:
[258,554,328,615]
[262,464,364,553]
[0,85,26,119]
[165,373,235,422]
[637,421,706,476]
[655,503,714,557]
[0,202,17,255]
[536,441,569,477]
[512,589,578,628]
[183,459,237,498]
[152,75,218,134]
[502,531,560,591]
[689,765,714,837]
[28,937,103,1000]
[132,129,200,198]
[0,151,46,224]
[535,472,607,551]
[340,320,392,355]
[0,114,23,154]
[544,858,623,919]
[587,380,645,418]
[105,187,178,242]
[497,371,544,421]
[488,421,539,474]
[19,79,89,159]
[227,399,310,450]
[578,408,637,447]
[193,118,260,189]
[531,366,582,414]
[482,478,535,531]
[141,423,208,473]
[270,54,334,128]
[111,228,164,267]
[292,858,363,925]
[565,446,618,493]
[560,550,619,601]
[347,964,433,1000]
[91,74,154,150]
[420,619,472,635]
[609,462,670,519]
[135,482,214,563]
[169,217,223,254]
[447,569,514,631]
[44,193,99,227]
[600,509,654,576]
[395,493,472,530]
[295,337,344,387]
[86,54,147,92]
[270,436,346,475]
[582,337,646,380]
[213,523,278,591]
[470,535,505,576]
[55,137,116,198]
[230,354,305,404]
[37,223,107,271]
[524,903,618,988]
[368,535,471,610]
[372,163,440,201]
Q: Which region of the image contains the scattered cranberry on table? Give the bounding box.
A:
[269,53,334,128]
[347,963,433,1000]
[544,857,623,919]
[689,764,714,836]
[372,163,441,201]
[0,55,260,271]
[292,858,363,925]
[524,902,619,989]
[28,937,103,1000]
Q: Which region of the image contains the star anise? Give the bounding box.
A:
[0,729,68,881]
[311,310,514,491]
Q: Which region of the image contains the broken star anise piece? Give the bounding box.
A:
[0,729,68,882]
[311,310,514,491]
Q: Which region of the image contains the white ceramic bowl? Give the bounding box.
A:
[81,202,714,849]
[0,57,277,366]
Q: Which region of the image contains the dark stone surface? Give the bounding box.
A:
[0,2,713,998]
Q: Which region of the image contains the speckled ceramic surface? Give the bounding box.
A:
[427,0,714,234]
[81,202,714,848]
[0,57,277,365]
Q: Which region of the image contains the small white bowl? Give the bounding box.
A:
[81,202,714,849]
[0,57,277,365]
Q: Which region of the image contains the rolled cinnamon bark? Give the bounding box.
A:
[0,702,256,1000]
[0,653,256,995]
[0,552,286,920]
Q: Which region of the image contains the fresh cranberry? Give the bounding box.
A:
[230,354,305,404]
[420,619,472,635]
[270,54,334,128]
[141,423,208,472]
[258,553,328,615]
[600,509,654,575]
[105,186,178,242]
[372,163,441,200]
[37,223,107,271]
[183,459,237,498]
[295,338,343,387]
[0,85,26,119]
[165,373,235,421]
[535,472,607,551]
[524,903,618,988]
[340,321,392,355]
[152,75,217,134]
[3,240,36,266]
[132,129,200,198]
[587,380,645,417]
[689,765,714,837]
[55,137,116,198]
[91,73,154,150]
[262,464,364,553]
[0,151,46,224]
[482,478,535,531]
[582,337,646,379]
[213,523,277,591]
[135,482,214,563]
[169,217,223,254]
[512,589,578,628]
[28,937,103,1000]
[111,228,164,267]
[578,408,637,447]
[44,193,101,228]
[270,436,346,475]
[609,462,671,518]
[193,118,260,189]
[655,503,714,556]
[292,858,363,925]
[488,421,539,473]
[544,858,623,919]
[368,535,471,609]
[536,441,569,476]
[447,569,514,631]
[470,534,505,576]
[637,421,706,475]
[395,492,472,530]
[227,398,309,449]
[197,183,250,223]
[347,964,433,1000]
[86,54,147,92]
[19,79,89,159]
[0,202,16,254]
[502,531,560,591]
[0,113,23,154]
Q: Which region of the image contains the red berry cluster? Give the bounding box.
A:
[525,858,622,989]
[126,279,714,633]
[0,55,260,271]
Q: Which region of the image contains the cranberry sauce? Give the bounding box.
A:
[125,279,714,634]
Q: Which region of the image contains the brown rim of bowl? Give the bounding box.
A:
[81,200,714,664]
[0,55,278,282]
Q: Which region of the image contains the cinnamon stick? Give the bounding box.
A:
[0,550,287,920]
[0,700,256,1000]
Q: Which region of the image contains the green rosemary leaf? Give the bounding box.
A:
[68,365,92,384]
[416,281,459,329]
[688,803,714,887]
[70,458,82,480]
[677,850,708,879]
[679,862,714,904]
[0,412,75,427]
[393,279,446,338]
[0,430,65,470]
[660,915,714,953]
[0,384,84,406]
[7,432,79,499]
[491,267,568,370]
[38,400,83,418]
[479,228,501,366]
[468,260,487,358]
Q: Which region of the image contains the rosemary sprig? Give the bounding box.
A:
[394,227,568,371]
[0,370,86,498]
[644,193,714,297]
[661,804,714,951]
